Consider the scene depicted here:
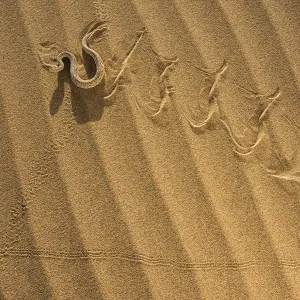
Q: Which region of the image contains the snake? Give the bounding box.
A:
[47,26,106,89]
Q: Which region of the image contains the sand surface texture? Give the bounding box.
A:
[0,0,300,299]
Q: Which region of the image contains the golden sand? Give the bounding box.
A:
[0,0,299,299]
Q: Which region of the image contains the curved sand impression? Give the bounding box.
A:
[0,0,300,299]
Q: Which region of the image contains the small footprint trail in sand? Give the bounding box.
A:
[0,93,76,252]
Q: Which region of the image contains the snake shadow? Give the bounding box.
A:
[50,57,113,124]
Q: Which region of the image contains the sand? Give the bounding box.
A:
[0,0,300,299]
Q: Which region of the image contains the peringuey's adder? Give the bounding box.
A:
[44,25,106,89]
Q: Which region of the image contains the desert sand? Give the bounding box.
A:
[0,0,300,299]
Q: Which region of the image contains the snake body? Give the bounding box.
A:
[48,27,106,89]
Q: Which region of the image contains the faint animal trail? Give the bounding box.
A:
[1,195,27,252]
[39,21,107,89]
[2,147,55,252]
[183,60,227,129]
[25,90,77,201]
[219,88,281,156]
[0,145,56,252]
[1,91,77,252]
[136,50,178,118]
[50,89,76,152]
[267,150,300,183]
[1,248,300,270]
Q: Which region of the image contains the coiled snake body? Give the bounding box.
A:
[46,26,106,89]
